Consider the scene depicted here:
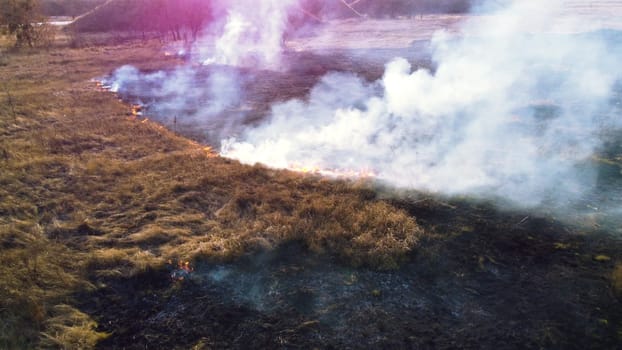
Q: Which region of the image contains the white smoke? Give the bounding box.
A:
[104,0,299,141]
[105,65,241,126]
[221,0,622,208]
[197,0,297,68]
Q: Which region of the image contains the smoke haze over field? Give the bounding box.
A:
[107,65,241,130]
[107,0,622,214]
[105,0,298,138]
[222,0,622,208]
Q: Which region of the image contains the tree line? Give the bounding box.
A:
[1,0,475,48]
[69,0,213,42]
[0,0,46,47]
[1,0,214,46]
[70,0,475,35]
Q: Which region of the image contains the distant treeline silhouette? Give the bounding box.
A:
[67,0,475,35]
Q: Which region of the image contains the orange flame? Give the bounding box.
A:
[288,163,376,179]
[169,259,194,281]
[131,104,142,116]
[203,146,218,158]
[92,80,114,92]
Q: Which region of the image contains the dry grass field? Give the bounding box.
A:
[2,8,622,345]
[0,36,424,348]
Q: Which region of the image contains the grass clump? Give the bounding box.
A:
[40,305,110,350]
[301,198,422,269]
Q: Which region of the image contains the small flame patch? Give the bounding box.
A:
[131,104,143,117]
[288,163,376,179]
[169,260,194,281]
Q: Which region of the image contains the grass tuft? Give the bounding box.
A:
[40,305,110,350]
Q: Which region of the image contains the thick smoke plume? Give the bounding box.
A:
[104,0,622,216]
[222,0,622,209]
[197,0,296,68]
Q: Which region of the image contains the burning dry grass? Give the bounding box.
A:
[0,40,424,348]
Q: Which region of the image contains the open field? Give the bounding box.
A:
[0,40,424,348]
[2,3,622,348]
[0,37,620,349]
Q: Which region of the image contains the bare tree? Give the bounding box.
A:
[0,0,42,47]
[183,0,211,41]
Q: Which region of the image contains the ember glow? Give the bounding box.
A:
[170,260,194,281]
[93,80,114,92]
